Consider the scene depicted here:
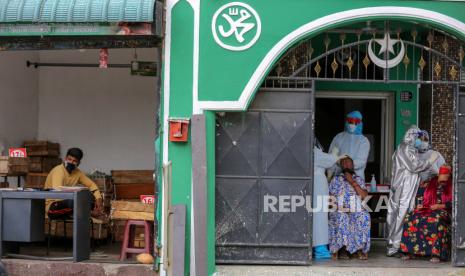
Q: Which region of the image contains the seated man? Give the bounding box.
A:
[45,147,103,219]
[329,157,371,260]
[400,165,452,263]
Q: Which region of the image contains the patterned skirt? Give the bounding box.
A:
[400,209,451,260]
[329,211,371,254]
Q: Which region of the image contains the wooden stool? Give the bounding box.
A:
[120,220,153,261]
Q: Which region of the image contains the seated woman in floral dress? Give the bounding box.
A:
[400,165,453,263]
[329,157,371,260]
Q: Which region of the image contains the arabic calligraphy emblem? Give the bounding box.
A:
[212,2,261,51]
[368,33,405,69]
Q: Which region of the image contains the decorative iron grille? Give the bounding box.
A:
[263,21,465,88]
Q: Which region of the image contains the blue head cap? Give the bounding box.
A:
[417,130,431,152]
[344,110,363,135]
[419,130,429,141]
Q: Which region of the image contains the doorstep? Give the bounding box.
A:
[2,259,157,276]
[215,265,465,276]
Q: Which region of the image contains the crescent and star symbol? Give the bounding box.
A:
[368,33,405,69]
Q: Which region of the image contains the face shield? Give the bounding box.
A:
[417,130,431,153]
[344,111,364,135]
[403,126,422,146]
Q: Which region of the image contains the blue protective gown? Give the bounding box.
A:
[313,147,337,247]
[329,131,370,180]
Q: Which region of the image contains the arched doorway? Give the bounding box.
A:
[215,19,465,266]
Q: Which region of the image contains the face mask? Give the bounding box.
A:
[347,124,357,133]
[418,141,429,152]
[414,138,422,148]
[65,162,76,173]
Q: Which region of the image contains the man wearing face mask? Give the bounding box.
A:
[45,147,103,219]
[418,130,446,182]
[328,111,370,181]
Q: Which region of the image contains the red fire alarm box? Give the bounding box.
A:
[169,118,190,142]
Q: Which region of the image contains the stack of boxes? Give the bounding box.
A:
[0,156,29,175]
[111,170,154,200]
[110,170,155,243]
[23,141,61,188]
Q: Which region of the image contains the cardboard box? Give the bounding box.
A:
[111,200,154,212]
[111,170,155,200]
[26,172,48,188]
[111,170,154,184]
[111,200,155,221]
[28,157,62,173]
[23,141,60,157]
[113,183,154,199]
[0,156,29,174]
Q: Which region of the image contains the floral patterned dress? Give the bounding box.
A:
[400,183,452,260]
[328,175,371,254]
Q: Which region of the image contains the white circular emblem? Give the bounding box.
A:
[211,2,261,51]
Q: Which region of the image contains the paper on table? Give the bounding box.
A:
[55,186,88,192]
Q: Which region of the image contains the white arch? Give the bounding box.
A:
[196,6,465,112]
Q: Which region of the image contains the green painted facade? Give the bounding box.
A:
[160,1,465,275]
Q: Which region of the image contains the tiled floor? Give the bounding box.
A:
[6,240,138,264]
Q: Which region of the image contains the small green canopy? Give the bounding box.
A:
[0,0,155,23]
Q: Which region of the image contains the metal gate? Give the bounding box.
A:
[453,85,465,265]
[215,80,314,264]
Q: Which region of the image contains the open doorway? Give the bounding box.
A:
[314,91,400,266]
[315,91,395,183]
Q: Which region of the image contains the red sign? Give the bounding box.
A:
[9,148,27,157]
[140,195,155,204]
[99,48,108,68]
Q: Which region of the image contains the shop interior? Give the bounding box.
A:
[0,48,158,263]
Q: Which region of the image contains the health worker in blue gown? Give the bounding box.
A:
[329,111,370,181]
[312,139,346,259]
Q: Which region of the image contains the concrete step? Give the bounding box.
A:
[216,265,465,276]
[3,259,157,276]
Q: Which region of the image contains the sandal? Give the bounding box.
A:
[401,254,414,261]
[357,250,368,260]
[338,248,350,259]
[430,257,441,263]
